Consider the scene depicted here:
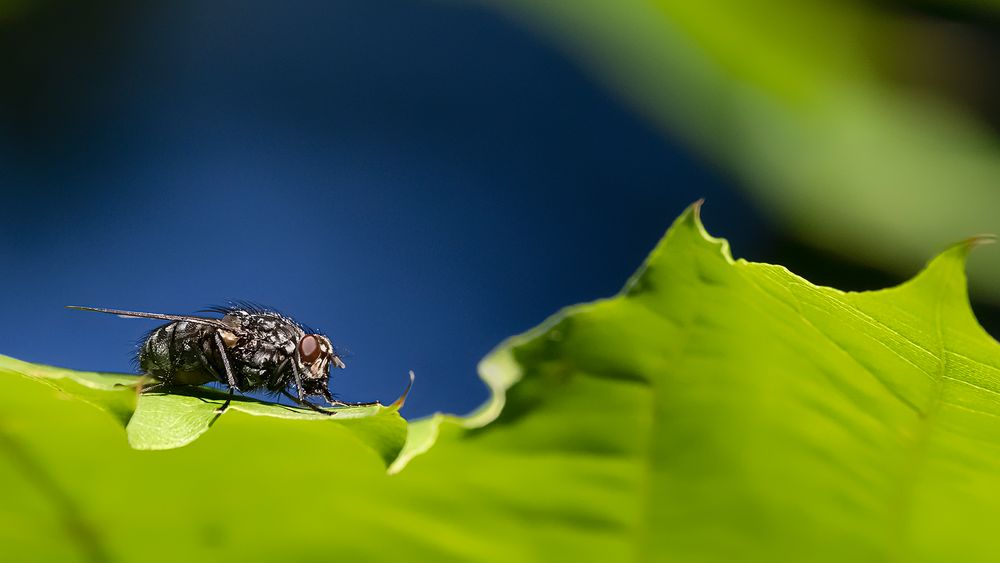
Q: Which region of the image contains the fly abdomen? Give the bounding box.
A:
[139,321,219,386]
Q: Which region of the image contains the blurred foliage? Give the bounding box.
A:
[5,204,1000,561]
[472,0,1000,299]
[0,0,30,21]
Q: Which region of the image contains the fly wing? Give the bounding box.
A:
[66,306,240,332]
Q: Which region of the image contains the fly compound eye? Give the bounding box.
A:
[298,334,322,364]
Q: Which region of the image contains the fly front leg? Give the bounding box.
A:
[328,398,383,407]
[281,390,334,416]
[290,352,306,401]
[320,386,381,408]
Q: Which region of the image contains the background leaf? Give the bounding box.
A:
[4,203,1000,561]
[462,0,1000,300]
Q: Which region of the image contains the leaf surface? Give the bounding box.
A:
[0,355,406,464]
[3,204,1000,561]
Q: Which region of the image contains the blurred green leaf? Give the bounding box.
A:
[5,203,1000,561]
[470,0,1000,299]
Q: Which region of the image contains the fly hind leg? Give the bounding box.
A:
[217,387,235,413]
[204,331,241,414]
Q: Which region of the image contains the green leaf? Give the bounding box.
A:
[0,355,407,465]
[4,203,1000,561]
[466,0,1000,300]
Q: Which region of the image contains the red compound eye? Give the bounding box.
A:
[298,335,321,363]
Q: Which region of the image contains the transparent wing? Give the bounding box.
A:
[66,306,239,332]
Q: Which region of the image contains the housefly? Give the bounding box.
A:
[67,303,380,414]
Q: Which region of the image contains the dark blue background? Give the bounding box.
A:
[0,0,774,417]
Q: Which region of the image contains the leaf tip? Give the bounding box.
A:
[388,371,416,410]
[964,233,997,249]
[926,233,995,274]
[680,198,705,228]
[899,233,996,320]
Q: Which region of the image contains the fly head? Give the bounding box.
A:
[297,333,345,396]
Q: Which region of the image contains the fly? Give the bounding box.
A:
[67,303,380,414]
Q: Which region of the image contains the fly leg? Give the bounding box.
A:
[329,399,382,407]
[195,353,235,414]
[213,332,240,391]
[134,378,171,406]
[289,355,307,401]
[280,389,334,416]
[140,380,168,394]
[284,357,333,415]
[215,387,235,413]
[320,387,382,407]
[213,331,240,413]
